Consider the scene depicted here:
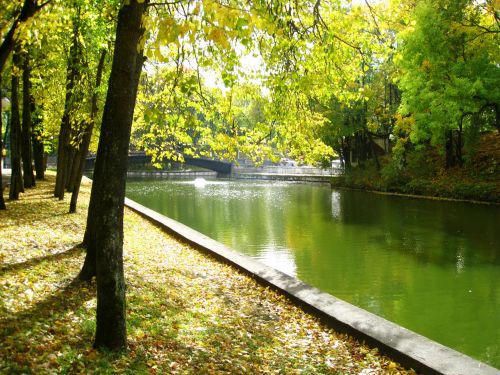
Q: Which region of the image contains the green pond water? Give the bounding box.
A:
[126,178,500,368]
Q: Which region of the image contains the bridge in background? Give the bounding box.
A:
[85,152,233,176]
[85,152,342,181]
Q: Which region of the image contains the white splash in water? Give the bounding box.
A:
[193,177,207,188]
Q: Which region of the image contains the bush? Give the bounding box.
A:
[405,147,441,179]
[404,179,435,195]
[450,182,497,202]
[381,161,410,190]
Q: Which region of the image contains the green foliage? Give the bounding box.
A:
[450,181,497,201]
[341,134,500,202]
[396,0,500,154]
[381,160,410,190]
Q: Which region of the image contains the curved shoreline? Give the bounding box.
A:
[330,183,500,206]
[124,197,499,375]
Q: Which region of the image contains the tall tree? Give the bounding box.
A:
[54,21,83,199]
[21,49,35,187]
[79,0,147,350]
[9,49,24,199]
[32,105,45,179]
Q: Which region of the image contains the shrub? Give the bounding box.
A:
[381,161,410,190]
[451,182,497,201]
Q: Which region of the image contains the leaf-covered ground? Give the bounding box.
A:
[0,174,414,374]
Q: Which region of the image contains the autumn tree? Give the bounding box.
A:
[9,49,24,199]
[21,48,36,187]
[132,63,212,165]
[53,20,82,199]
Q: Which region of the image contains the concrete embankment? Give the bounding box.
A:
[125,197,499,375]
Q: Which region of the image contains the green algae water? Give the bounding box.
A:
[126,178,500,368]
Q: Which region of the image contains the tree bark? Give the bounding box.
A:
[340,137,351,170]
[9,51,24,199]
[32,128,45,179]
[65,145,77,191]
[66,143,80,192]
[55,25,81,199]
[445,130,454,169]
[30,63,45,180]
[493,103,499,132]
[82,0,147,351]
[456,116,464,166]
[21,50,35,188]
[0,76,6,210]
[70,49,107,213]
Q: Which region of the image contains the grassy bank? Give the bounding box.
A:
[0,175,412,374]
[332,132,500,204]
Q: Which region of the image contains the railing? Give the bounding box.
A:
[233,166,343,176]
[85,170,217,179]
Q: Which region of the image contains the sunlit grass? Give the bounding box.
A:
[0,174,413,374]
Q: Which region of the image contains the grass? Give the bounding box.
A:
[0,174,413,374]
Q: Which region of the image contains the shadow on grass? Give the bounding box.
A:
[0,209,79,230]
[124,272,282,373]
[0,246,83,275]
[0,277,96,372]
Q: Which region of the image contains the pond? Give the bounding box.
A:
[126,178,500,368]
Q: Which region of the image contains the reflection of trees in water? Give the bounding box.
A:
[335,190,499,267]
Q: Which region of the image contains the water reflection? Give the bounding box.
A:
[256,243,297,277]
[193,177,207,188]
[331,191,341,220]
[126,179,500,367]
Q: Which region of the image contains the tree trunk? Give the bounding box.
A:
[55,25,81,199]
[354,132,368,166]
[494,103,499,132]
[340,137,351,170]
[82,0,147,351]
[67,143,80,192]
[70,49,107,213]
[456,116,464,166]
[0,75,5,210]
[367,131,380,170]
[65,145,77,191]
[30,69,45,180]
[445,130,454,169]
[21,50,35,188]
[54,103,72,197]
[9,50,24,199]
[32,128,45,179]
